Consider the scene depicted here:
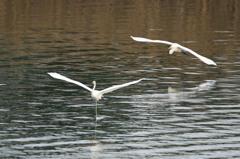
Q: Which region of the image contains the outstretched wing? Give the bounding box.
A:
[177,45,217,66]
[99,78,145,95]
[131,36,217,66]
[131,36,173,45]
[48,72,92,92]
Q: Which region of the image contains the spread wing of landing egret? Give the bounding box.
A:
[48,72,145,120]
[131,36,217,66]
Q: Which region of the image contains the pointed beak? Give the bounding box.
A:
[169,47,174,54]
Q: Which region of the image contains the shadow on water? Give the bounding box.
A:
[1,0,240,158]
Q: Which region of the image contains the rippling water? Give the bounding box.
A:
[1,0,240,158]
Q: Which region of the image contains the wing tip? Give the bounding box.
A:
[48,72,58,76]
[47,72,63,79]
[211,63,217,66]
[130,36,137,40]
[206,60,217,66]
[212,60,217,66]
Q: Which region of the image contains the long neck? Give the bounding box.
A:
[92,82,96,91]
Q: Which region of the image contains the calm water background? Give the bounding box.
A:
[1,0,240,158]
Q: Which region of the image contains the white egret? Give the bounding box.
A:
[131,36,217,66]
[48,72,145,120]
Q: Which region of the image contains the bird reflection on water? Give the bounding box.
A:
[132,80,216,104]
[168,80,216,100]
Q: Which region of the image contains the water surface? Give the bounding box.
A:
[1,0,240,158]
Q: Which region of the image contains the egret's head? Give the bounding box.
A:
[168,46,174,54]
[92,81,96,90]
[168,43,181,54]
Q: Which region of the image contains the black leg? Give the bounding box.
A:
[181,50,189,56]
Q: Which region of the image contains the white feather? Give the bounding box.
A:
[100,78,145,94]
[131,36,217,66]
[48,72,92,92]
[131,36,173,45]
[48,72,145,121]
[48,72,145,102]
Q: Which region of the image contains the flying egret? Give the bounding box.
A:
[131,36,217,66]
[48,72,145,120]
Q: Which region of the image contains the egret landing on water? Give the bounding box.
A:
[131,36,217,66]
[48,72,145,121]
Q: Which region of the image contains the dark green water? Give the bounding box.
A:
[1,0,240,158]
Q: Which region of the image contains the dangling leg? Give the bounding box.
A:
[94,102,98,139]
[181,50,189,56]
[95,101,98,122]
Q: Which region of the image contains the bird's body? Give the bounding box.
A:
[91,90,102,102]
[131,36,217,66]
[48,72,145,120]
[169,43,182,54]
